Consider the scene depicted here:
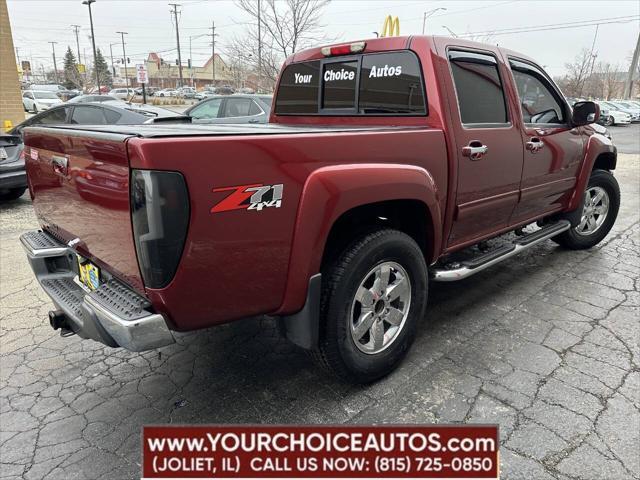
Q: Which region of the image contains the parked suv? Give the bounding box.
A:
[20,36,619,383]
[185,94,272,124]
[108,88,136,100]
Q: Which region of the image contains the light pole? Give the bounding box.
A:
[117,31,129,90]
[422,8,446,35]
[48,42,58,83]
[109,42,118,77]
[189,33,209,87]
[82,0,100,92]
[442,25,458,38]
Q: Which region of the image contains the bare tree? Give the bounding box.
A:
[600,63,621,100]
[559,48,593,98]
[231,0,331,89]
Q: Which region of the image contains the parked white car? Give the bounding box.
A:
[22,90,63,113]
[194,90,216,100]
[108,88,136,100]
[176,87,196,98]
[597,101,632,126]
[608,100,640,122]
[154,89,177,97]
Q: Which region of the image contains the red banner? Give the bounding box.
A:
[142,425,498,479]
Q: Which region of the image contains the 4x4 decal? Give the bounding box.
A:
[211,183,283,213]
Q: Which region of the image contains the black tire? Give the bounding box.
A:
[32,104,38,114]
[553,169,619,250]
[312,229,428,384]
[0,187,26,201]
[604,116,614,127]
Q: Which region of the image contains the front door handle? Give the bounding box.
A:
[526,137,544,153]
[462,140,488,161]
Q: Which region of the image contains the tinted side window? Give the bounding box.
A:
[103,109,122,124]
[275,61,320,114]
[510,59,565,124]
[359,51,425,114]
[249,101,262,115]
[32,108,68,125]
[449,51,508,124]
[190,98,222,119]
[224,98,252,117]
[71,106,107,124]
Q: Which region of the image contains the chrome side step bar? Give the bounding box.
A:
[432,220,571,282]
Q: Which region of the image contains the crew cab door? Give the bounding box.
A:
[505,58,583,223]
[444,48,524,246]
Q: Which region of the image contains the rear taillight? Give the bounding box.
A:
[131,169,189,289]
[321,41,366,57]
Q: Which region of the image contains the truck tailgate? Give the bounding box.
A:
[23,128,143,291]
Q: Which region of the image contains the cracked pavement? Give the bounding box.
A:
[1,148,639,479]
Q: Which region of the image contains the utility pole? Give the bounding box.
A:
[257,0,261,93]
[109,42,118,76]
[49,42,59,83]
[71,24,85,88]
[117,31,129,90]
[71,25,82,63]
[624,32,640,99]
[82,0,100,92]
[580,24,599,97]
[169,3,184,87]
[210,21,217,85]
[189,35,193,87]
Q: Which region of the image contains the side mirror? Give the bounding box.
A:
[572,101,599,126]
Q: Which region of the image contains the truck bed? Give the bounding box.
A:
[30,123,421,139]
[23,123,448,331]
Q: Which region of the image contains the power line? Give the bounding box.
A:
[458,15,639,37]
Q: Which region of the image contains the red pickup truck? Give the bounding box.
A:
[21,36,618,383]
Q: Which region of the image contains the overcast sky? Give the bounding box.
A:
[7,0,640,77]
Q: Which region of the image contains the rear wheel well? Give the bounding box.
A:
[593,152,616,171]
[321,200,433,270]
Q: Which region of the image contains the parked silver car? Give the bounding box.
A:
[185,94,272,124]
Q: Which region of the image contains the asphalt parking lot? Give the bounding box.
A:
[1,125,638,480]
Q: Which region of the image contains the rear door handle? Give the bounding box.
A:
[526,137,544,153]
[51,155,68,177]
[462,141,488,160]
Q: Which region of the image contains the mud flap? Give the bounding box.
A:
[278,274,321,350]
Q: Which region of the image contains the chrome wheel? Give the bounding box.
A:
[349,261,411,355]
[576,186,609,236]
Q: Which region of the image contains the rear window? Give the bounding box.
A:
[274,50,426,116]
[449,50,508,125]
[275,61,321,114]
[322,60,358,110]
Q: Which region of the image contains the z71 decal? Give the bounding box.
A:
[211,183,283,213]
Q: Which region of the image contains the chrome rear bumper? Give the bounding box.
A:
[20,230,175,351]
